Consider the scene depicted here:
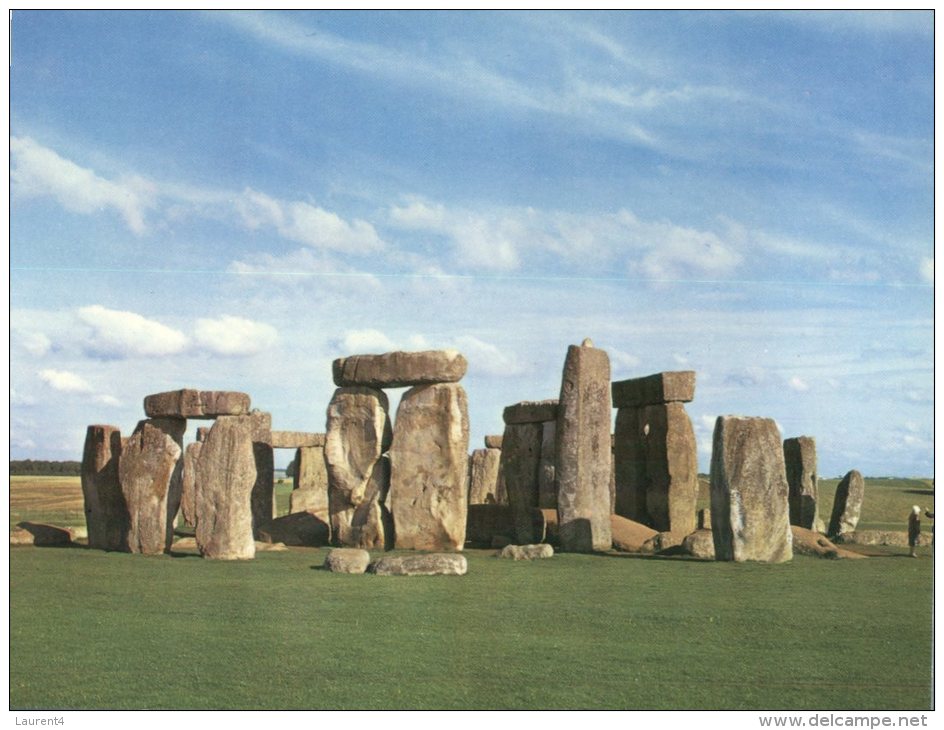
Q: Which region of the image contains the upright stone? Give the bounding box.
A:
[290,445,329,515]
[538,421,558,509]
[194,415,257,560]
[614,406,648,523]
[640,403,698,534]
[783,436,819,529]
[143,389,251,419]
[348,455,393,550]
[333,350,467,388]
[81,425,128,551]
[555,339,612,552]
[828,470,865,538]
[500,422,543,544]
[325,387,391,548]
[180,441,203,527]
[119,417,186,555]
[709,416,792,563]
[249,411,275,534]
[468,448,502,505]
[389,383,469,550]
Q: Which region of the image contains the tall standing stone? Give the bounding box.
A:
[468,448,503,505]
[389,383,469,550]
[614,407,648,523]
[325,387,391,548]
[290,445,329,515]
[119,417,186,555]
[555,340,612,552]
[828,469,865,538]
[538,421,558,509]
[500,422,543,544]
[250,411,275,533]
[348,455,394,550]
[194,415,257,560]
[180,441,203,527]
[783,436,818,530]
[81,424,128,551]
[710,416,792,563]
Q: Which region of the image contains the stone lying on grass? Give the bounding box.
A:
[610,514,658,552]
[324,548,371,574]
[832,530,931,548]
[369,553,468,576]
[791,526,866,559]
[500,543,554,560]
[640,531,688,554]
[10,522,73,546]
[681,529,715,559]
[257,511,330,547]
[172,537,287,552]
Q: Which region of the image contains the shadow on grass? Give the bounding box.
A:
[903,489,935,496]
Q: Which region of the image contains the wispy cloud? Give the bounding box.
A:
[194,315,278,357]
[78,305,189,358]
[38,368,92,393]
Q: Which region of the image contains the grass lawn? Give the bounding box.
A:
[8,475,934,710]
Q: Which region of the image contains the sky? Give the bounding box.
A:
[8,10,934,477]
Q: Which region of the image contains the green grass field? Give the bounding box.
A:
[8,475,935,710]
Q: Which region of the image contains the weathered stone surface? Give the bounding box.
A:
[370,553,468,576]
[641,530,687,554]
[11,522,73,546]
[500,422,543,544]
[250,411,275,536]
[709,416,793,563]
[389,383,469,550]
[614,406,647,523]
[500,543,554,560]
[255,541,288,552]
[784,436,819,529]
[119,417,186,555]
[682,529,716,559]
[556,341,612,552]
[828,470,865,538]
[538,421,558,509]
[468,448,502,505]
[333,350,467,388]
[791,526,866,559]
[180,441,202,528]
[196,427,210,442]
[194,416,257,560]
[611,371,696,408]
[484,435,503,449]
[832,530,930,547]
[347,456,393,550]
[503,399,559,425]
[257,511,330,547]
[610,514,659,552]
[609,444,616,515]
[143,389,251,419]
[531,508,560,546]
[465,504,515,547]
[325,387,391,547]
[81,424,128,551]
[698,508,712,530]
[272,431,326,449]
[324,548,371,574]
[290,445,329,515]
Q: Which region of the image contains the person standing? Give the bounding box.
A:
[908,505,922,558]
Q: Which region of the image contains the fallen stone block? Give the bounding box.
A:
[499,543,554,560]
[640,530,688,554]
[324,548,371,574]
[681,529,715,559]
[791,526,866,559]
[611,371,696,409]
[832,530,931,548]
[611,514,659,552]
[333,350,467,388]
[257,511,331,547]
[143,389,251,419]
[369,553,468,576]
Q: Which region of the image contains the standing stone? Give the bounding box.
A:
[194,415,257,560]
[333,350,467,388]
[500,422,543,544]
[325,387,391,548]
[556,339,612,552]
[609,435,616,515]
[119,417,186,555]
[389,383,469,550]
[614,406,648,523]
[710,416,792,563]
[180,441,203,527]
[196,427,210,442]
[538,421,558,509]
[143,389,251,419]
[468,448,503,505]
[81,424,128,551]
[249,411,275,533]
[290,445,329,515]
[640,403,698,534]
[828,470,866,538]
[783,436,819,529]
[347,455,393,550]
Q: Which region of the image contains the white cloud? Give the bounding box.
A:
[339,328,398,354]
[608,347,642,375]
[194,315,278,356]
[920,257,933,284]
[78,305,189,358]
[453,335,525,377]
[95,394,122,407]
[11,136,154,234]
[10,388,36,406]
[19,331,51,357]
[38,368,92,393]
[788,376,810,392]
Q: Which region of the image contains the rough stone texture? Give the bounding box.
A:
[500,422,543,544]
[11,522,73,546]
[271,431,325,449]
[531,508,560,546]
[611,371,696,409]
[143,389,251,419]
[709,416,793,563]
[194,416,257,560]
[641,530,688,554]
[468,448,503,505]
[538,421,558,509]
[828,470,865,538]
[500,543,554,560]
[832,530,930,548]
[180,441,202,528]
[196,427,210,442]
[791,526,866,559]
[347,456,394,550]
[784,436,819,529]
[290,445,329,515]
[333,350,467,388]
[556,341,613,552]
[119,417,186,555]
[249,411,275,537]
[609,444,616,515]
[465,504,515,548]
[698,508,712,530]
[610,514,659,552]
[613,403,698,534]
[324,548,371,574]
[484,435,503,449]
[81,424,128,551]
[389,383,469,550]
[503,399,559,425]
[681,529,716,559]
[370,553,468,576]
[257,511,330,547]
[325,387,391,548]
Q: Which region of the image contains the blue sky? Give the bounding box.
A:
[9,10,933,476]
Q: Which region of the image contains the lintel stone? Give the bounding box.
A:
[611,371,695,408]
